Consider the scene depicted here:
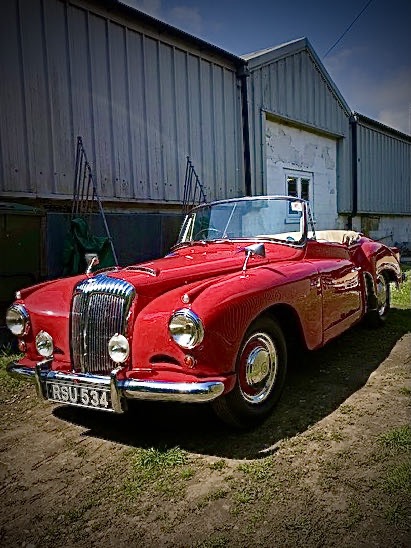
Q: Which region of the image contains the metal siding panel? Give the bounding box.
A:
[187,54,202,187]
[261,65,269,112]
[294,54,302,121]
[144,36,162,200]
[0,0,30,192]
[357,123,411,214]
[127,30,149,199]
[88,14,113,198]
[174,49,190,201]
[43,0,74,196]
[278,59,286,116]
[68,4,94,175]
[199,59,214,197]
[286,56,294,118]
[212,65,225,198]
[19,0,53,194]
[255,69,264,194]
[233,71,244,197]
[224,70,239,198]
[248,73,257,195]
[159,42,177,201]
[109,21,132,199]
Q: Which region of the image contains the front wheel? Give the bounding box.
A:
[212,316,287,428]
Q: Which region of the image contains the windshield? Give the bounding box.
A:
[177,196,307,245]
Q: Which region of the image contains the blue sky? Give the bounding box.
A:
[125,0,411,135]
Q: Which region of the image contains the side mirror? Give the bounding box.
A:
[242,243,265,273]
[85,253,100,275]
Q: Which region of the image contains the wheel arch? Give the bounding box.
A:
[364,267,395,312]
[260,303,307,352]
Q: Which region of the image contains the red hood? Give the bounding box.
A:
[106,241,302,299]
[19,241,302,314]
[15,241,302,363]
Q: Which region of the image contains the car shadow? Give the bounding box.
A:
[53,309,410,460]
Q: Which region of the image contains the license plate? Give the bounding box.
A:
[46,381,112,411]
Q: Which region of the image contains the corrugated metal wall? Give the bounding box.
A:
[0,0,244,203]
[247,48,352,212]
[356,121,411,214]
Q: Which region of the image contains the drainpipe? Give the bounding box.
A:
[238,65,252,196]
[349,113,358,229]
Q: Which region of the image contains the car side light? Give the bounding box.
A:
[35,331,54,358]
[108,334,130,363]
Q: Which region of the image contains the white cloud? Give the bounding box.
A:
[119,1,204,37]
[326,48,411,135]
[122,0,162,18]
[168,6,203,35]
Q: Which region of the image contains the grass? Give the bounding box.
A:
[391,265,411,309]
[383,462,411,495]
[123,446,191,500]
[378,425,411,452]
[0,352,24,396]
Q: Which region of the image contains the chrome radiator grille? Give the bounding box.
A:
[71,274,135,375]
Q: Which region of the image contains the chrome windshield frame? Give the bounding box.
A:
[176,195,309,248]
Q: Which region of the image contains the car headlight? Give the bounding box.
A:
[108,334,130,363]
[169,309,204,349]
[36,331,54,358]
[6,304,30,336]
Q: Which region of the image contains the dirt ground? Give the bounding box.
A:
[0,313,410,547]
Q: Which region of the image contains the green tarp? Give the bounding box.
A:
[63,217,115,276]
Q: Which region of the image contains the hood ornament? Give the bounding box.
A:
[85,253,100,276]
[242,243,266,274]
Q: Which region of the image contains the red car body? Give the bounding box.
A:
[6,196,402,427]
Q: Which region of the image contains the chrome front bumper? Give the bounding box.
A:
[6,360,225,413]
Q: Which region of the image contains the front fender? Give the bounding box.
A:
[131,263,321,378]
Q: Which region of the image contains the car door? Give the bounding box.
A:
[319,255,362,343]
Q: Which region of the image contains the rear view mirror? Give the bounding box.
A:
[242,243,266,273]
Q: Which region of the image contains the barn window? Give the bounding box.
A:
[285,171,313,221]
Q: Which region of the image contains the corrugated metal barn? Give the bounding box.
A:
[243,38,410,243]
[352,113,411,248]
[0,0,410,325]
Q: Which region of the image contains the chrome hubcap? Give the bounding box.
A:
[376,275,388,316]
[239,332,278,404]
[245,347,270,385]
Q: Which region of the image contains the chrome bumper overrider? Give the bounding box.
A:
[6,361,225,413]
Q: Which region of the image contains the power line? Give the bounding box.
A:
[323,0,374,59]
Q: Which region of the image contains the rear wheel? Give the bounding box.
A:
[367,272,390,326]
[212,316,287,428]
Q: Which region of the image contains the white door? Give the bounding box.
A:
[265,118,338,229]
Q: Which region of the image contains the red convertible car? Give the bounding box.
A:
[6,196,402,427]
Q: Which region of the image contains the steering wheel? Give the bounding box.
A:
[194,227,224,240]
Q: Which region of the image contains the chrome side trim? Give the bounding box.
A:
[6,362,225,408]
[124,266,158,276]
